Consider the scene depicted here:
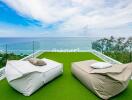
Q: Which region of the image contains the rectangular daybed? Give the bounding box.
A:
[72,60,132,99]
[5,58,63,96]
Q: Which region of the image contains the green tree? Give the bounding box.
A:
[125,37,132,62]
[114,37,126,52]
[92,41,102,52]
[108,36,116,51]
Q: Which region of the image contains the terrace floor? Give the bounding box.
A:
[0,52,132,100]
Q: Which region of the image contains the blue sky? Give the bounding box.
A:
[0,1,42,26]
[0,0,132,37]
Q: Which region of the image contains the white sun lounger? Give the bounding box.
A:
[5,58,63,96]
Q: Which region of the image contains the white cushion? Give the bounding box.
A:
[5,58,63,96]
[90,62,112,69]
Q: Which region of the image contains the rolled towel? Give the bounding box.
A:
[28,58,47,66]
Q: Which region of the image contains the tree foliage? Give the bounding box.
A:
[0,53,27,68]
[92,36,132,63]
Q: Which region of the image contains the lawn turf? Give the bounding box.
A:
[0,52,132,100]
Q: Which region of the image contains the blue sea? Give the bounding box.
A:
[0,37,100,54]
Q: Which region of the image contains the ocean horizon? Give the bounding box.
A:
[0,37,100,54]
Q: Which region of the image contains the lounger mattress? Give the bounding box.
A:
[72,60,132,99]
[5,58,63,96]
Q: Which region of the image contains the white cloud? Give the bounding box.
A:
[0,23,49,37]
[2,0,132,36]
[59,0,132,32]
[3,0,78,23]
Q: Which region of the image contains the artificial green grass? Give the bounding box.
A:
[0,52,132,100]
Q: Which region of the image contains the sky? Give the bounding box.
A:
[0,0,132,37]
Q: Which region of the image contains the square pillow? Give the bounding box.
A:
[90,62,112,69]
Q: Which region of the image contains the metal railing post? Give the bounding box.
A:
[33,41,35,58]
[5,44,8,61]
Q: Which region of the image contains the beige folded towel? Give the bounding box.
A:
[28,58,47,66]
